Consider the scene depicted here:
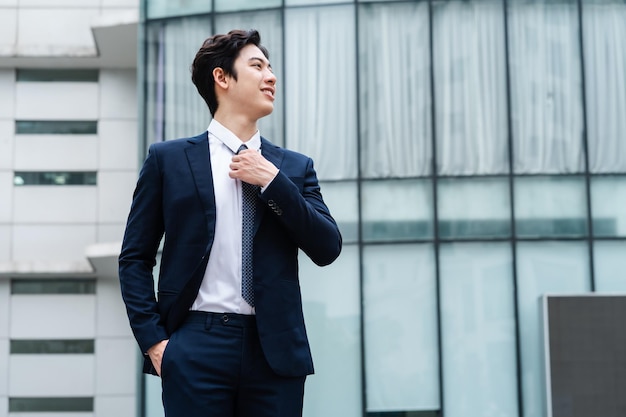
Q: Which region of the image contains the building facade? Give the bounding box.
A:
[140,1,626,417]
[0,1,140,416]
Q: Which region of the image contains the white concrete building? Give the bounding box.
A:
[0,1,140,416]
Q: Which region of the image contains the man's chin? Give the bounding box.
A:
[258,105,274,119]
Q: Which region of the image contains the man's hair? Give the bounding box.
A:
[191,29,269,116]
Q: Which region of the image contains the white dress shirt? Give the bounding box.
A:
[190,119,262,315]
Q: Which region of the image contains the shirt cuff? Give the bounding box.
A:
[261,170,279,193]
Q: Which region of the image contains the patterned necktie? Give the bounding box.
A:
[237,144,256,307]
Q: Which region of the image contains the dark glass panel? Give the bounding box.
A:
[11,279,96,294]
[16,69,99,82]
[15,120,98,135]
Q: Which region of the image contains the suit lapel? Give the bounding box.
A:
[185,132,217,248]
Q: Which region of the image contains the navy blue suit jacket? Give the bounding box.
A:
[119,132,342,377]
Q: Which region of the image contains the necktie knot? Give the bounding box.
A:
[237,144,248,154]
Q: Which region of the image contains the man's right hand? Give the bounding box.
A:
[147,339,169,377]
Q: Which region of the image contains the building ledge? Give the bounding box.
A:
[85,241,122,279]
[0,241,122,279]
[0,10,138,69]
[0,260,95,278]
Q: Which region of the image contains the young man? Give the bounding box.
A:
[118,29,342,416]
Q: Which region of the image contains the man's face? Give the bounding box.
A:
[228,44,276,120]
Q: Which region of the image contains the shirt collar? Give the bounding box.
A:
[208,119,261,153]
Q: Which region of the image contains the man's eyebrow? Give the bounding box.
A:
[249,56,272,69]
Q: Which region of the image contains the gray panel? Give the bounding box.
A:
[547,296,626,417]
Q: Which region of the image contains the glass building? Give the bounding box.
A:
[139,0,626,416]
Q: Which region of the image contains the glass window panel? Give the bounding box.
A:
[367,413,438,417]
[433,0,508,175]
[300,245,361,417]
[215,11,284,146]
[516,242,590,417]
[216,0,281,11]
[16,69,98,82]
[146,0,211,19]
[584,1,626,173]
[438,177,511,239]
[591,176,626,237]
[514,176,587,238]
[13,172,97,186]
[319,181,358,243]
[16,120,97,135]
[362,180,433,242]
[363,244,440,412]
[440,243,518,417]
[284,5,358,180]
[145,23,164,147]
[10,339,94,354]
[359,2,431,178]
[508,0,584,174]
[287,0,347,5]
[162,17,212,141]
[11,279,96,294]
[9,397,94,412]
[593,241,626,293]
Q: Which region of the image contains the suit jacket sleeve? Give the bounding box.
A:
[260,156,342,266]
[118,144,169,354]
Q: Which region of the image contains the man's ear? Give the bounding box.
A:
[213,67,229,90]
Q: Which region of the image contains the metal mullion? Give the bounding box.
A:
[139,1,149,415]
[353,1,368,416]
[427,0,444,415]
[502,0,524,416]
[576,0,595,292]
[280,0,286,147]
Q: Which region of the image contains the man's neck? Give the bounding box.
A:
[213,113,258,142]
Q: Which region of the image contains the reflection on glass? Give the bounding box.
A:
[15,121,97,135]
[583,1,626,173]
[514,176,587,238]
[590,176,626,237]
[161,17,212,140]
[11,279,96,294]
[13,172,97,186]
[508,0,584,174]
[300,245,361,417]
[16,69,98,82]
[318,181,358,243]
[286,0,346,4]
[284,5,358,180]
[10,339,94,354]
[438,177,511,239]
[216,11,284,146]
[359,2,431,178]
[440,243,518,417]
[216,0,282,11]
[367,413,439,417]
[9,397,94,412]
[516,242,590,417]
[147,0,211,19]
[433,0,509,176]
[363,244,439,412]
[593,241,626,293]
[362,180,433,242]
